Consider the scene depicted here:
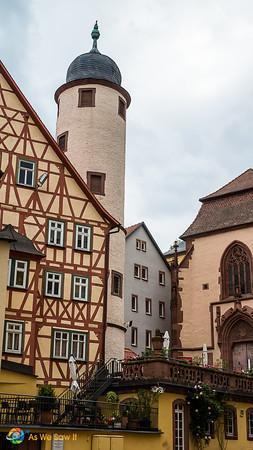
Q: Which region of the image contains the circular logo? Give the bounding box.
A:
[6,428,25,445]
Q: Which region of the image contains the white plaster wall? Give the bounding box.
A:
[56,83,128,361]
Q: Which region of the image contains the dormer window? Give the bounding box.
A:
[78,88,96,107]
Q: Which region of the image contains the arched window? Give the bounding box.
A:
[224,406,238,439]
[221,243,252,298]
[173,400,188,450]
[246,408,253,440]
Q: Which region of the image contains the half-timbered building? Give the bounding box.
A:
[0,59,120,390]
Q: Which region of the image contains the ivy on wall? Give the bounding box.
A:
[186,381,225,449]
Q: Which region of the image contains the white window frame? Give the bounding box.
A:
[136,239,141,250]
[17,159,36,187]
[131,294,138,312]
[159,271,165,286]
[8,259,28,289]
[5,321,23,354]
[159,301,165,318]
[134,264,140,279]
[131,327,137,347]
[141,241,146,252]
[248,409,253,438]
[141,266,148,281]
[75,224,91,251]
[71,332,86,361]
[146,330,152,348]
[48,220,65,247]
[225,408,235,437]
[53,330,69,359]
[145,298,152,315]
[174,402,185,450]
[45,272,63,298]
[52,329,87,361]
[73,275,89,301]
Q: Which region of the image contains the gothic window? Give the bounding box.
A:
[222,243,252,298]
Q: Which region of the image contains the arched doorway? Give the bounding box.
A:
[218,304,253,370]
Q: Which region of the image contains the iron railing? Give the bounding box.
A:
[0,393,158,431]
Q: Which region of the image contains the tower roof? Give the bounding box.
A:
[66,22,122,86]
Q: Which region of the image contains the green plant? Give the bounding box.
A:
[126,400,139,420]
[37,384,57,412]
[186,382,225,449]
[106,391,119,403]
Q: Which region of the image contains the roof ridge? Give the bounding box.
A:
[200,168,253,202]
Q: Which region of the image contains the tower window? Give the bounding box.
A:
[87,171,106,195]
[57,132,68,151]
[78,88,96,107]
[111,271,123,298]
[118,97,126,120]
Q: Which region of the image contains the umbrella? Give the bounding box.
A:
[202,344,208,367]
[163,331,170,359]
[68,355,80,394]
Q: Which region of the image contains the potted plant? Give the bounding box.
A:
[37,384,57,424]
[105,391,121,428]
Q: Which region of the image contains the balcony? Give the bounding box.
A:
[122,357,253,394]
[0,393,158,432]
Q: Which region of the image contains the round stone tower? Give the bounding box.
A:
[55,22,130,361]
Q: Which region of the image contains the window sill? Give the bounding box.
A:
[51,357,86,362]
[72,298,89,302]
[7,286,27,292]
[46,244,66,249]
[74,248,92,254]
[111,293,122,298]
[16,183,36,190]
[44,295,63,299]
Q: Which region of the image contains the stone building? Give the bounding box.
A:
[125,222,171,355]
[172,169,253,370]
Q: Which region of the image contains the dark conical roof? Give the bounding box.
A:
[66,22,122,86]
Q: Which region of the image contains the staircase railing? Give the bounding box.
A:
[58,358,123,403]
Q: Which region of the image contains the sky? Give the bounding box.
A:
[1,1,253,251]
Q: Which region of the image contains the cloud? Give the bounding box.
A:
[2,0,253,249]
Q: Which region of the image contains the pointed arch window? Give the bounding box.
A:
[222,243,252,298]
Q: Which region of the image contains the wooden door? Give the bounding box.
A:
[233,342,253,370]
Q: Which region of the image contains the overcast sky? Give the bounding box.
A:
[2,1,253,251]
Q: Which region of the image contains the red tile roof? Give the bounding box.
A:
[200,169,253,201]
[181,169,253,239]
[125,222,142,237]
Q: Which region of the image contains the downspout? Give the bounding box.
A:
[101,224,125,363]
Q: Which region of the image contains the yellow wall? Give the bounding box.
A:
[0,369,37,395]
[0,394,252,450]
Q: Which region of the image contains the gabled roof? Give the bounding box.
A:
[200,169,253,202]
[125,223,143,237]
[1,224,44,257]
[0,60,120,228]
[126,221,170,270]
[181,169,253,239]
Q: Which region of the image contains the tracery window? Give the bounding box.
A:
[222,243,252,298]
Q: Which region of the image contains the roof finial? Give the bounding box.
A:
[91,21,100,53]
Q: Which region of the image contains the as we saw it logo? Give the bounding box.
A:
[6,428,25,445]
